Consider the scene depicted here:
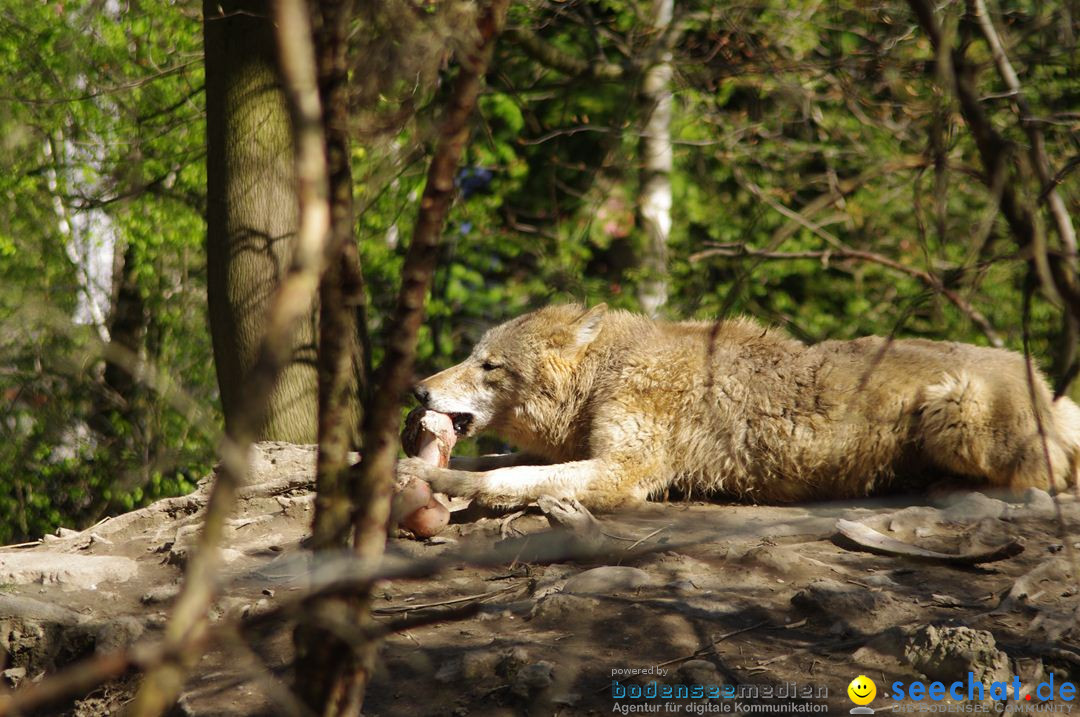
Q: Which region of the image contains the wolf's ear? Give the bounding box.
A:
[568,303,608,352]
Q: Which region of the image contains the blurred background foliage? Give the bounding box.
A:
[0,0,1076,542]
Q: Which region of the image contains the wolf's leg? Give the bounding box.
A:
[398,455,655,510]
[1006,397,1080,492]
[1054,397,1080,492]
[916,372,997,481]
[918,372,1078,491]
[448,453,549,471]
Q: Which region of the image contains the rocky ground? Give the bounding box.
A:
[1,442,1078,716]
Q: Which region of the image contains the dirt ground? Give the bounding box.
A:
[1,442,1078,716]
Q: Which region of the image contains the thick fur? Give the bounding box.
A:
[401,304,1080,510]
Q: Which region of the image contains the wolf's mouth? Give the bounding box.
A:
[447,412,474,436]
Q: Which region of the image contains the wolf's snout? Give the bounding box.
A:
[413,384,431,406]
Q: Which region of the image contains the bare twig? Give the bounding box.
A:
[690,244,1004,347]
[308,0,365,552]
[964,0,1080,394]
[967,0,1076,257]
[122,1,332,715]
[293,0,370,712]
[765,158,929,250]
[1020,281,1080,592]
[504,26,627,79]
[372,583,522,615]
[0,59,202,106]
[733,170,845,251]
[342,1,510,711]
[626,525,668,552]
[907,0,1080,337]
[654,620,771,669]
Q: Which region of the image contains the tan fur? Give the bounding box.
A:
[400,304,1080,510]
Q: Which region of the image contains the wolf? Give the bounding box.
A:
[400,303,1080,510]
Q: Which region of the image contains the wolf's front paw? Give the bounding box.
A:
[396,456,437,483]
[427,468,478,498]
[397,458,478,500]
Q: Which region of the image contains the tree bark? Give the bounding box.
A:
[90,240,147,446]
[205,0,319,443]
[635,0,674,318]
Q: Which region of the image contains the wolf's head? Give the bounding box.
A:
[413,303,608,440]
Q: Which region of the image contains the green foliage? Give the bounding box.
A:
[0,0,213,543]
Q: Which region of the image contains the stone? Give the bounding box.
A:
[678,659,723,688]
[940,493,1008,523]
[529,593,602,622]
[0,551,137,589]
[902,625,1010,688]
[141,584,181,605]
[511,660,555,698]
[461,650,501,681]
[791,578,893,632]
[1020,487,1056,517]
[2,667,26,687]
[562,566,655,594]
[496,646,531,679]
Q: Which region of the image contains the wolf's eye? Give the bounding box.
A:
[480,360,500,371]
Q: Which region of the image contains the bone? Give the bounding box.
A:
[402,408,456,466]
[393,408,457,538]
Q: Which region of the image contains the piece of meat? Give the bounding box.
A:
[392,408,457,537]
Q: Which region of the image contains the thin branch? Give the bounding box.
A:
[122,1,332,715]
[308,0,364,552]
[518,124,725,146]
[349,0,508,567]
[907,0,1080,381]
[0,59,202,106]
[691,244,1004,347]
[967,0,1076,257]
[293,0,369,713]
[733,169,845,251]
[343,0,510,711]
[504,26,627,79]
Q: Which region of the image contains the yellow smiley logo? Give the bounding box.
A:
[848,675,877,706]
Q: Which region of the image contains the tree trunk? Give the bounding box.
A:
[635,0,674,319]
[90,240,146,442]
[205,0,319,442]
[103,242,146,411]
